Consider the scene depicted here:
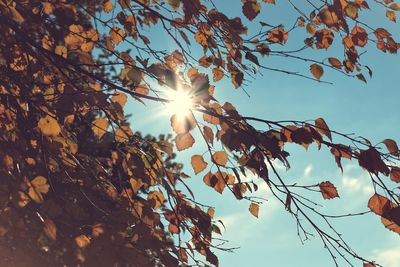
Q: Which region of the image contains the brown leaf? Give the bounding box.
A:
[314,118,332,141]
[310,64,324,80]
[212,151,228,166]
[249,203,259,218]
[176,133,195,151]
[191,155,208,174]
[382,139,399,156]
[203,126,214,145]
[243,0,261,21]
[368,194,395,216]
[328,57,342,69]
[319,181,339,200]
[390,167,400,183]
[386,10,396,22]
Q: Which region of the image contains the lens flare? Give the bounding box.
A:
[165,89,194,119]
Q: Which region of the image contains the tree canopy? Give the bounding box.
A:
[0,0,399,266]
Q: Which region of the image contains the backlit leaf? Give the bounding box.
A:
[212,151,228,166]
[28,176,50,203]
[243,0,261,21]
[176,133,195,151]
[249,203,259,218]
[191,155,208,174]
[382,139,399,156]
[38,115,61,137]
[92,118,109,139]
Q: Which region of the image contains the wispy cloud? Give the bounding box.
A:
[373,245,400,267]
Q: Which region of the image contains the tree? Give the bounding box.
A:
[0,0,399,266]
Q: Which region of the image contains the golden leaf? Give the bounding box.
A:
[38,115,61,137]
[28,176,50,203]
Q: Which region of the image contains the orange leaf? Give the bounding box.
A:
[368,194,395,216]
[175,133,195,151]
[28,176,50,203]
[191,155,208,174]
[249,203,259,218]
[212,151,228,166]
[328,57,342,69]
[43,219,57,241]
[92,118,109,139]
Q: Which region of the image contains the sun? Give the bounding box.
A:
[165,89,194,119]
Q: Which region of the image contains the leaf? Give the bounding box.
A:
[75,235,91,248]
[130,178,144,193]
[306,23,316,35]
[115,126,132,142]
[386,10,396,22]
[314,118,332,141]
[382,139,399,156]
[368,194,394,216]
[110,27,125,45]
[310,64,324,80]
[175,133,195,151]
[111,92,128,108]
[168,0,181,11]
[328,57,342,68]
[191,155,208,174]
[92,118,109,139]
[212,67,224,82]
[249,203,259,218]
[212,151,228,166]
[148,191,165,209]
[118,0,131,9]
[38,115,61,137]
[319,181,339,200]
[390,167,400,183]
[243,0,261,21]
[203,126,214,145]
[28,176,50,203]
[43,219,57,241]
[103,1,113,12]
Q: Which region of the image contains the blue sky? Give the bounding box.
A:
[122,1,400,266]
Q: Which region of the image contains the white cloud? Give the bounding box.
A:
[303,164,313,177]
[373,245,400,267]
[340,164,373,196]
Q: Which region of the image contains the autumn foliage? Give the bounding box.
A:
[0,0,399,266]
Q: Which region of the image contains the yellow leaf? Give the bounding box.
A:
[191,155,208,174]
[212,67,224,82]
[249,203,259,218]
[28,176,50,203]
[92,118,109,139]
[38,115,61,137]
